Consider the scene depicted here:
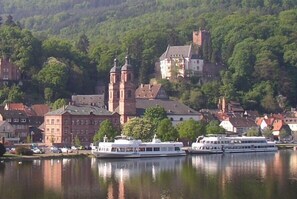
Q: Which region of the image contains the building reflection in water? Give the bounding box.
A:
[92,157,186,199]
[43,159,63,192]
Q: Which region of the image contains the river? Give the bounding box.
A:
[0,150,297,199]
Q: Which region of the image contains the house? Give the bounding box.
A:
[220,117,258,135]
[0,121,19,145]
[271,119,290,139]
[0,57,21,85]
[43,105,120,146]
[0,110,29,142]
[24,104,50,142]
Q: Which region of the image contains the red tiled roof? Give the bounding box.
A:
[31,104,50,116]
[135,84,168,99]
[272,120,284,131]
[5,103,26,110]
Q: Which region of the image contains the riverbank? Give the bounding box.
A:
[0,151,94,161]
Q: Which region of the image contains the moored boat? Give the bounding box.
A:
[186,135,278,154]
[92,135,186,158]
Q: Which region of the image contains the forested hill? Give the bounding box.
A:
[1,0,297,113]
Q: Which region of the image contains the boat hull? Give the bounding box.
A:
[186,148,277,155]
[93,151,186,159]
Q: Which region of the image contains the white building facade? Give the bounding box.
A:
[159,45,204,80]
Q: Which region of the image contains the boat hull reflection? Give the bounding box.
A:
[93,156,186,181]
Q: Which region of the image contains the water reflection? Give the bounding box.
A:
[93,157,185,182]
[191,152,275,180]
[0,151,297,199]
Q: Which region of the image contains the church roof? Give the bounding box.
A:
[121,56,133,71]
[135,99,200,116]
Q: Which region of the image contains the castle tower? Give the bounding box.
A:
[108,59,120,112]
[119,56,136,124]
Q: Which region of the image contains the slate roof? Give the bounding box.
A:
[121,56,133,71]
[45,105,113,116]
[160,45,192,60]
[135,99,200,116]
[228,117,257,128]
[0,110,28,119]
[71,94,105,107]
[110,58,120,73]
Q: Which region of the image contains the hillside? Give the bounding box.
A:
[1,0,297,113]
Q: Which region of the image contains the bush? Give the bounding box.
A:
[0,143,5,157]
[15,146,33,156]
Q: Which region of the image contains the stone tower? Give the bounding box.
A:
[119,56,136,124]
[108,59,120,112]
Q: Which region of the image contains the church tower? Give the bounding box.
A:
[119,56,136,124]
[108,59,120,112]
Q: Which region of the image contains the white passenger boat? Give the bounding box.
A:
[92,135,186,158]
[186,135,278,154]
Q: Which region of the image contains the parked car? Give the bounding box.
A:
[71,146,78,150]
[32,147,42,154]
[50,147,62,153]
[60,147,73,153]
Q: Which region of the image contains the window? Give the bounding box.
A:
[153,147,160,151]
[13,119,19,122]
[21,119,26,123]
[127,90,132,98]
[51,119,54,124]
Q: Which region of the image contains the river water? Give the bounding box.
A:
[0,150,297,199]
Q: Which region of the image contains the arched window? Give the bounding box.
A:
[127,73,131,81]
[127,90,132,98]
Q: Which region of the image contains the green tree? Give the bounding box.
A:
[4,15,16,27]
[93,119,119,142]
[206,120,225,135]
[156,118,179,141]
[176,119,205,142]
[143,105,167,132]
[262,127,273,139]
[37,57,69,100]
[76,33,89,54]
[246,127,260,136]
[7,85,24,103]
[74,135,81,147]
[44,87,53,103]
[52,98,68,110]
[122,117,154,141]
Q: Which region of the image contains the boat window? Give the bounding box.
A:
[154,147,160,151]
[174,147,181,151]
[168,147,173,151]
[119,148,125,152]
[146,147,152,151]
[111,147,116,152]
[126,147,134,152]
[139,147,145,152]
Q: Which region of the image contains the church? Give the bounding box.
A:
[108,56,202,125]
